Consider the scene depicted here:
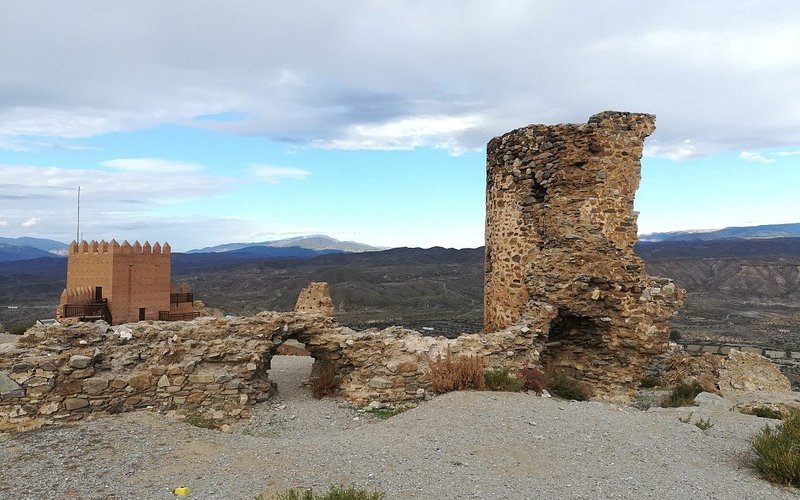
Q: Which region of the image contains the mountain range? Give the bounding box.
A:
[186,235,383,254]
[3,224,800,263]
[640,222,800,242]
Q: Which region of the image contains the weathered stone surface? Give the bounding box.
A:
[68,354,92,369]
[82,377,109,395]
[661,352,722,393]
[294,282,335,317]
[64,398,89,410]
[483,111,685,397]
[0,373,23,399]
[718,351,791,396]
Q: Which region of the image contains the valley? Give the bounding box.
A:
[1,238,799,350]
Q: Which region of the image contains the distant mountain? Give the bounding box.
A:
[187,234,383,254]
[640,223,800,242]
[0,243,61,262]
[0,237,68,256]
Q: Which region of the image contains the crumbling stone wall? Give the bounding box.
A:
[484,111,685,396]
[1,284,546,430]
[295,282,335,317]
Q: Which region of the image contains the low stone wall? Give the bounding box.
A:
[0,300,546,430]
[0,312,336,431]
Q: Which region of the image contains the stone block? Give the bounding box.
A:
[128,373,152,391]
[64,398,89,410]
[68,355,92,369]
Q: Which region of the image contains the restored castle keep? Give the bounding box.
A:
[484,111,685,392]
[57,240,196,325]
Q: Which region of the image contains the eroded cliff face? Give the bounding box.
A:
[484,111,685,396]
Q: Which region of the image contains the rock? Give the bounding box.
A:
[83,377,109,395]
[694,392,732,409]
[368,377,393,389]
[69,355,92,369]
[719,351,791,396]
[157,374,170,388]
[70,367,95,379]
[0,372,23,399]
[64,398,89,410]
[128,373,152,391]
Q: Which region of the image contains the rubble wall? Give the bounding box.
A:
[484,111,685,396]
[0,306,545,430]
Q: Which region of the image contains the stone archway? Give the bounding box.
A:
[539,309,611,382]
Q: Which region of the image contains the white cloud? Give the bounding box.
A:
[739,151,776,164]
[773,150,800,157]
[21,217,40,227]
[0,2,797,156]
[102,158,203,174]
[249,165,311,183]
[313,115,482,153]
[0,220,8,227]
[645,140,702,161]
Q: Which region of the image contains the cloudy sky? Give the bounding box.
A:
[1,1,798,250]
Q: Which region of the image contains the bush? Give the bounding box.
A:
[639,375,662,388]
[483,368,525,392]
[753,407,785,420]
[10,323,28,335]
[660,381,704,408]
[310,362,340,399]
[428,353,485,394]
[269,485,386,500]
[547,371,591,401]
[669,330,682,342]
[519,367,548,393]
[751,410,800,486]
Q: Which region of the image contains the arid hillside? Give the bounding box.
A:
[1,238,799,348]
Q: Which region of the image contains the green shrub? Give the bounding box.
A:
[10,323,28,335]
[185,415,218,429]
[660,381,704,408]
[752,407,785,420]
[751,410,800,486]
[310,362,340,399]
[428,353,485,394]
[695,417,714,430]
[639,375,662,388]
[483,368,525,392]
[269,485,386,500]
[547,371,591,401]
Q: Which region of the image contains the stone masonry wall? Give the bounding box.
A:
[1,283,547,430]
[484,111,685,397]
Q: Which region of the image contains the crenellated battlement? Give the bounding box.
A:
[68,239,171,256]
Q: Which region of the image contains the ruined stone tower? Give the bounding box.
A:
[484,111,684,394]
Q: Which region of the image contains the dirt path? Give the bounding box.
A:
[0,355,798,499]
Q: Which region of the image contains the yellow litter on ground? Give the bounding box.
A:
[174,486,191,496]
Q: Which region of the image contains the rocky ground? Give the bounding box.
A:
[1,355,798,499]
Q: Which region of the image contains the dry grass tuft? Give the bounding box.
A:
[428,353,485,393]
[310,362,340,399]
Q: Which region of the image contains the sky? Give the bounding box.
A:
[0,1,798,251]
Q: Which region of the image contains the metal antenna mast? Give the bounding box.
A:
[76,186,80,242]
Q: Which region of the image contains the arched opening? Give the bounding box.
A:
[539,309,609,380]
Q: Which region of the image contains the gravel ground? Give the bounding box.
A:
[1,355,798,499]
